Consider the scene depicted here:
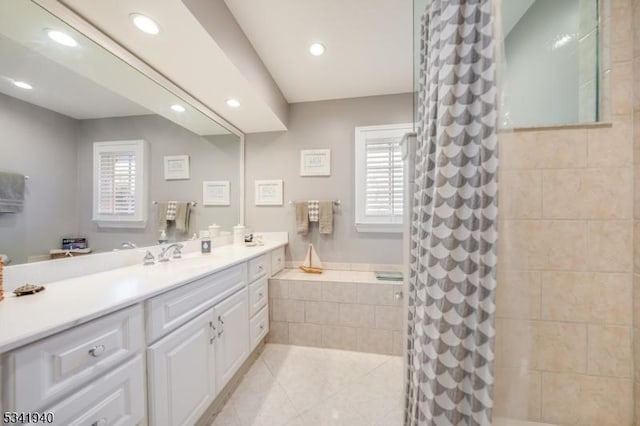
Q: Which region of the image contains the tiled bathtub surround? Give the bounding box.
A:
[267,269,404,355]
[496,1,635,423]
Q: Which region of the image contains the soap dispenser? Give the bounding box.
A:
[159,230,169,244]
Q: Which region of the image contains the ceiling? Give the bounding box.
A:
[59,0,288,133]
[223,0,414,103]
[0,0,229,135]
[0,36,149,120]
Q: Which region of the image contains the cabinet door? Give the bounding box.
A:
[213,288,249,389]
[147,308,217,426]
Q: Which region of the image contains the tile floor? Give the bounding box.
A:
[210,343,556,426]
[211,343,404,426]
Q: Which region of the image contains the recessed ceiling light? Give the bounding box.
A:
[309,42,326,56]
[226,98,240,108]
[130,13,160,35]
[170,104,186,112]
[46,30,78,47]
[13,81,33,90]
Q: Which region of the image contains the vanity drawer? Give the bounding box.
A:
[250,306,269,351]
[7,304,143,413]
[249,276,268,317]
[32,355,146,426]
[146,263,247,343]
[271,247,285,276]
[248,254,269,283]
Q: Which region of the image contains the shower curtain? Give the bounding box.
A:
[405,1,498,425]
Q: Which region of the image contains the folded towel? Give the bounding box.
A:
[319,201,333,234]
[166,201,178,220]
[0,172,25,213]
[175,202,192,233]
[296,201,309,235]
[157,202,169,232]
[308,200,319,222]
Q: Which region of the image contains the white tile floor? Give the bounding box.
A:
[211,344,404,426]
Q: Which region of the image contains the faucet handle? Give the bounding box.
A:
[143,250,156,266]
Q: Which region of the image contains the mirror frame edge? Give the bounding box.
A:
[31,0,246,227]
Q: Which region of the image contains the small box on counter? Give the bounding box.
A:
[62,238,88,250]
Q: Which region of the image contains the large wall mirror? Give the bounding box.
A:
[501,0,605,127]
[0,1,243,265]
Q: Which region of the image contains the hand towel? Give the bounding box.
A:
[166,201,178,220]
[296,201,309,235]
[157,202,169,232]
[0,172,25,213]
[319,201,333,234]
[308,200,319,222]
[175,202,192,233]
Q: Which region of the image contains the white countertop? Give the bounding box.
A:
[0,241,286,354]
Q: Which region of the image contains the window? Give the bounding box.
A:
[355,123,413,233]
[93,140,148,228]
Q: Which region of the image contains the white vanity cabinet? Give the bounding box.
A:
[0,244,286,426]
[213,288,249,389]
[145,266,249,424]
[147,308,217,426]
[2,304,144,415]
[247,254,272,352]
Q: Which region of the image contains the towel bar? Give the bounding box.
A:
[152,201,197,207]
[288,200,340,206]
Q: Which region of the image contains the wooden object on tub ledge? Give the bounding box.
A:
[49,248,92,260]
[300,244,323,274]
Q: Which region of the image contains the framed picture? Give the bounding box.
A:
[255,179,283,206]
[202,181,230,206]
[164,155,190,180]
[300,149,331,176]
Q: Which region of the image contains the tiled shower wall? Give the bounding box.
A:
[495,1,636,425]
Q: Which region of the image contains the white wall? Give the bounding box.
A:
[245,93,413,264]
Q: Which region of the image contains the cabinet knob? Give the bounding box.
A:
[258,265,264,271]
[258,292,264,298]
[259,324,264,330]
[88,345,106,357]
[92,418,107,426]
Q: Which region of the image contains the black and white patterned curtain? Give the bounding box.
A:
[405,0,498,425]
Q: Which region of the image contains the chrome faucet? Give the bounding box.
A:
[121,241,137,249]
[158,243,184,262]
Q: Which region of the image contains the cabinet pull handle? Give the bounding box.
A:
[92,418,107,426]
[209,321,216,344]
[218,315,224,337]
[258,265,264,271]
[88,345,106,357]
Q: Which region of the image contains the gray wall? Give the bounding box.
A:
[504,0,580,126]
[245,93,413,264]
[0,93,79,263]
[76,115,241,252]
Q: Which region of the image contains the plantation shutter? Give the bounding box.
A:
[364,137,403,217]
[97,150,137,215]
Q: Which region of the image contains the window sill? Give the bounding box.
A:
[355,223,403,233]
[94,219,147,229]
